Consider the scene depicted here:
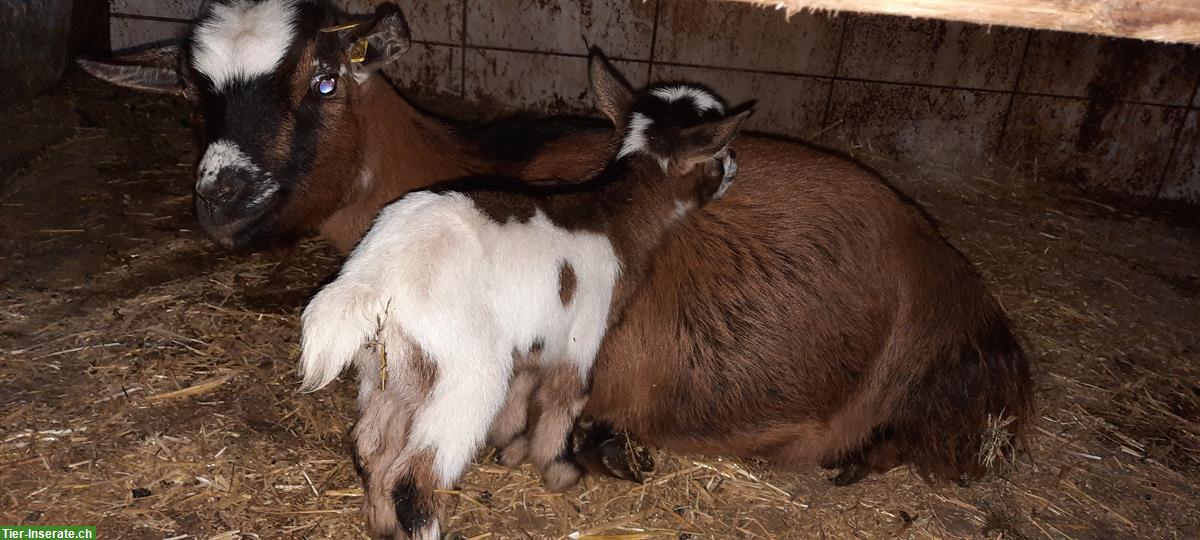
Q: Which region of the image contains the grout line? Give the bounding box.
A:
[994,29,1033,158]
[819,14,851,131]
[1152,73,1200,197]
[107,13,192,25]
[459,0,467,99]
[646,0,663,83]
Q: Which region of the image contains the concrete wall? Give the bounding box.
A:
[109,0,1200,203]
[2,1,73,102]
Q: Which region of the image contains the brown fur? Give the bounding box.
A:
[172,8,1031,483]
[354,342,444,540]
[582,141,1031,480]
[488,347,543,468]
[488,368,537,456]
[291,65,1030,482]
[310,81,487,252]
[558,261,577,306]
[526,363,587,491]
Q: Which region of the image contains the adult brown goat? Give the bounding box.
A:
[82,0,1032,488]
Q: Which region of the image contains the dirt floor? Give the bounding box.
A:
[1,71,1198,540]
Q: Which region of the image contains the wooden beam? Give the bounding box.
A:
[734,0,1200,45]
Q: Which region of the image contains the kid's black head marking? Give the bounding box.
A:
[616,83,734,163]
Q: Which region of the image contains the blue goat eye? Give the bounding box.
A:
[313,75,337,96]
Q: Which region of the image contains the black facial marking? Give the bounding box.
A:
[187,1,334,250]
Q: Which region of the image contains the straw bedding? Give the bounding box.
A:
[1,73,1197,539]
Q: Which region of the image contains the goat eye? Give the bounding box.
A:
[312,75,337,96]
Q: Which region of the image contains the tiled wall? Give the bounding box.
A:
[109,0,1200,203]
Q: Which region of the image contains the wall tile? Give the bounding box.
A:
[463,48,648,116]
[823,81,1008,165]
[382,42,462,100]
[466,0,655,59]
[651,65,828,137]
[1019,31,1200,106]
[111,0,204,19]
[335,0,462,44]
[1000,95,1184,196]
[1160,111,1200,203]
[110,17,191,52]
[656,0,841,75]
[839,15,1025,90]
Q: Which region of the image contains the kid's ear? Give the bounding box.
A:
[669,105,754,172]
[588,47,634,130]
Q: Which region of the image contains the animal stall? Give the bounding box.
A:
[0,0,1197,538]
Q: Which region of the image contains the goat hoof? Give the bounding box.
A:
[543,460,583,491]
[596,433,654,484]
[830,463,869,486]
[573,424,655,484]
[498,436,529,468]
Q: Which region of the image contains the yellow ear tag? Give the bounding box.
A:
[318,23,369,64]
[349,38,369,64]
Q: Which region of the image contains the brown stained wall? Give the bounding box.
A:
[109,0,1200,203]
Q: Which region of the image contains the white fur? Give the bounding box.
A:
[300,193,620,485]
[651,85,725,114]
[714,150,737,200]
[673,199,696,222]
[196,139,268,195]
[617,113,671,171]
[617,112,652,160]
[192,0,299,91]
[299,84,741,503]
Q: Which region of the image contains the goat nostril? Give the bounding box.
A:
[199,169,244,205]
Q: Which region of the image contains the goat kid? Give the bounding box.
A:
[299,80,750,539]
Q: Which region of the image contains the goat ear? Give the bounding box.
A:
[670,104,754,171]
[76,45,191,99]
[588,47,633,129]
[346,4,411,82]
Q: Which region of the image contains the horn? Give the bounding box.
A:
[76,45,186,97]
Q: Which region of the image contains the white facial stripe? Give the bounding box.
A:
[651,85,725,114]
[617,112,670,171]
[192,0,299,91]
[617,112,652,160]
[197,139,258,187]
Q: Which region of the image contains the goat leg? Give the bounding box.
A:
[488,368,538,467]
[526,363,587,491]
